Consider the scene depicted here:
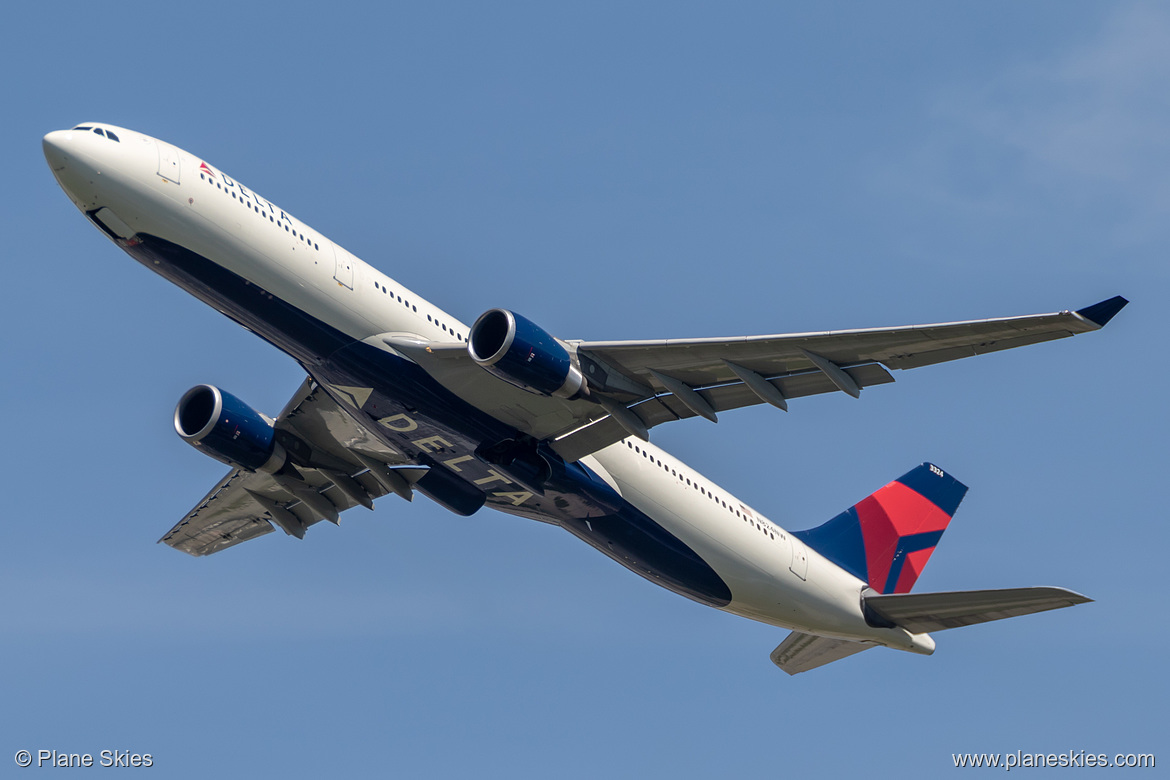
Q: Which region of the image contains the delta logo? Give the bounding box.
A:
[199,162,217,179]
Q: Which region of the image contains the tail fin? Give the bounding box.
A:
[793,463,967,594]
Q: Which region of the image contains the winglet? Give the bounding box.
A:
[1075,296,1128,327]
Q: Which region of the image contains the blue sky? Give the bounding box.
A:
[3,1,1166,776]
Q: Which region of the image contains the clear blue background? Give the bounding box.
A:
[2,2,1165,776]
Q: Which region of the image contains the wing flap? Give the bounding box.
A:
[863,587,1092,633]
[769,631,872,675]
[550,363,895,461]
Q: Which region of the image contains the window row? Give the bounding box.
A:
[199,172,319,251]
[626,440,780,541]
[373,281,465,341]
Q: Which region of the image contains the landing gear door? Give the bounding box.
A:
[789,538,808,581]
[157,142,181,184]
[333,245,354,290]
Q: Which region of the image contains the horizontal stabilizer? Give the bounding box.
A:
[769,631,872,675]
[864,587,1091,634]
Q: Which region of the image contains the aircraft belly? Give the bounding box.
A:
[125,234,354,367]
[589,442,880,633]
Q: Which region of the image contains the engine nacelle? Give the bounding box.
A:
[468,309,586,399]
[174,384,286,472]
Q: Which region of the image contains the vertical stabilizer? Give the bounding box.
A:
[793,463,967,594]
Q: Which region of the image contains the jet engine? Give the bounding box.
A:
[174,384,287,472]
[468,309,586,399]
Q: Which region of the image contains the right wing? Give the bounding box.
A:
[160,378,425,557]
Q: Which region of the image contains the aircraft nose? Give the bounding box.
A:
[43,129,72,170]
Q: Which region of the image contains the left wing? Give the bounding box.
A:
[401,297,1126,462]
[160,379,425,556]
[550,296,1127,459]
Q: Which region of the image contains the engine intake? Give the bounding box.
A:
[468,309,585,399]
[174,384,286,472]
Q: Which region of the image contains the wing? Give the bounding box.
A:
[550,296,1127,460]
[412,296,1120,463]
[399,297,1125,462]
[160,378,426,556]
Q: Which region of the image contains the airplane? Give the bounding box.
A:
[43,122,1126,674]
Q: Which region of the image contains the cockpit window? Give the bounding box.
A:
[74,126,120,142]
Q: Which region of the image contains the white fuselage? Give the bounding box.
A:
[43,124,931,654]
